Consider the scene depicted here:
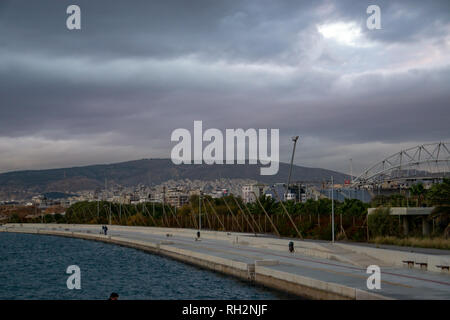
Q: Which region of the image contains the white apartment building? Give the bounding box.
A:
[242,184,267,203]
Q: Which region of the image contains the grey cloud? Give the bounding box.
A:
[0,0,449,174]
[325,0,450,43]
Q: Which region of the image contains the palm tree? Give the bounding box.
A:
[409,183,425,207]
[257,195,277,214]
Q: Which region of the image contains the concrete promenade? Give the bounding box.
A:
[1,223,449,300]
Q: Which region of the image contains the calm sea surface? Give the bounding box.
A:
[0,232,295,300]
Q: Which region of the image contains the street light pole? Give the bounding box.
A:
[286,136,299,198]
[331,176,335,243]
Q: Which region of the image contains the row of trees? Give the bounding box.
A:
[369,179,450,238]
[16,179,450,242]
[22,195,369,241]
[372,179,450,207]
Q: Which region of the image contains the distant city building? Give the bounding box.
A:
[127,193,140,204]
[211,188,228,198]
[189,189,202,197]
[2,200,19,205]
[301,193,307,202]
[29,194,74,208]
[285,183,306,202]
[149,192,162,203]
[242,184,267,203]
[264,183,311,203]
[285,192,296,201]
[166,187,189,208]
[31,195,46,204]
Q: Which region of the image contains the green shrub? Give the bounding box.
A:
[368,207,400,237]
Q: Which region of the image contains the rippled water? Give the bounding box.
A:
[0,233,294,300]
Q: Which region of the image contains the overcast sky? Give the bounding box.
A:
[0,0,449,175]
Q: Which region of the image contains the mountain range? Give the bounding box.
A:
[0,159,349,199]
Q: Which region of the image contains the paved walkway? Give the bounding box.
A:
[2,224,449,299]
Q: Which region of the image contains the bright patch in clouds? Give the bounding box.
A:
[317,22,370,47]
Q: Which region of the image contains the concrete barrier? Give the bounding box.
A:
[335,243,450,273]
[255,266,392,300]
[255,260,279,266]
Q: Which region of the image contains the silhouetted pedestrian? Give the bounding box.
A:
[288,241,294,253]
[108,292,119,300]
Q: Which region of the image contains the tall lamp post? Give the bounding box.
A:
[286,136,299,199]
[331,176,335,243]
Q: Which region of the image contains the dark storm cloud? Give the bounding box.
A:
[2,0,446,60]
[0,0,315,62]
[0,0,449,173]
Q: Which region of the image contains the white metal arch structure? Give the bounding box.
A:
[352,142,450,187]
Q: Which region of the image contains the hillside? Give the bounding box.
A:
[0,159,348,198]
